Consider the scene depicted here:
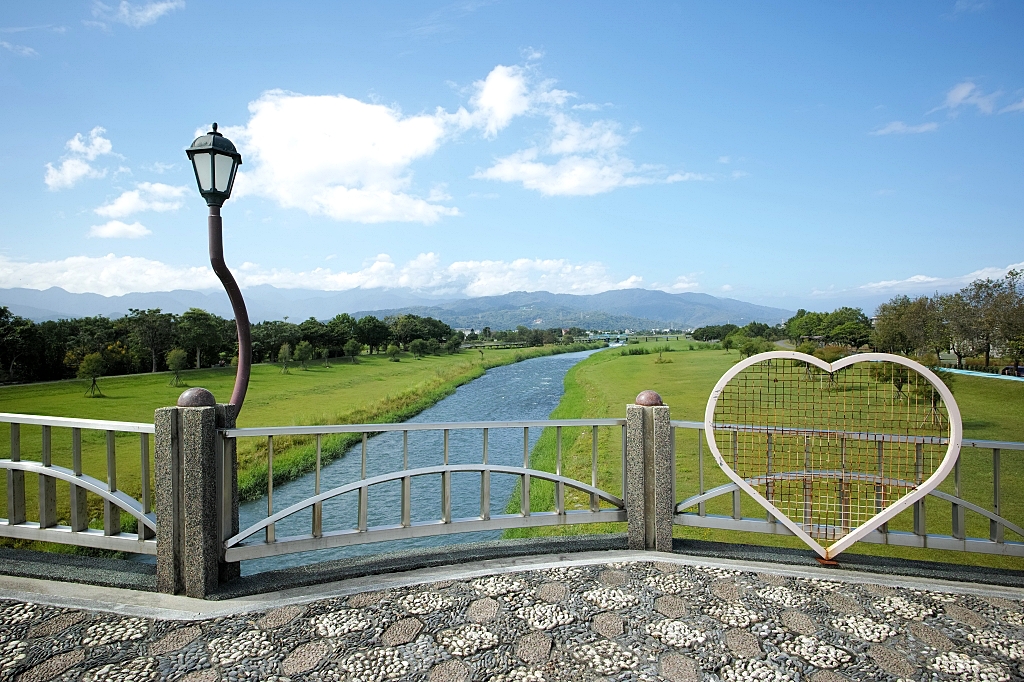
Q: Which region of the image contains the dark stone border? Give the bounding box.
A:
[208,534,630,600]
[672,538,1024,588]
[2,536,1022,600]
[0,547,156,592]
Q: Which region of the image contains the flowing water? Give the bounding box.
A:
[239,348,601,574]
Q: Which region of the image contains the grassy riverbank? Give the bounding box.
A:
[0,342,604,540]
[509,340,1024,569]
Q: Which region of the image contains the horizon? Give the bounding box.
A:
[1,2,1022,311]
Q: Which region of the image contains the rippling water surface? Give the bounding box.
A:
[239,348,601,575]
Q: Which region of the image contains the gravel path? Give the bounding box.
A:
[2,559,1023,681]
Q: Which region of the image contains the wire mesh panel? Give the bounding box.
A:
[705,352,961,558]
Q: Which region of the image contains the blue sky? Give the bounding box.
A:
[0,1,1021,311]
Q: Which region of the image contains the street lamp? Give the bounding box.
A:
[186,123,251,413]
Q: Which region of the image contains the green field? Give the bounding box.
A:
[0,344,600,537]
[510,341,1024,569]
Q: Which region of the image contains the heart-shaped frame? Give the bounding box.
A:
[704,351,962,560]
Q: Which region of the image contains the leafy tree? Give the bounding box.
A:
[872,296,930,355]
[997,270,1024,373]
[343,338,362,363]
[123,308,175,373]
[445,335,463,354]
[963,278,1003,367]
[409,338,427,357]
[326,314,356,355]
[426,338,441,355]
[176,307,225,369]
[78,352,105,397]
[355,315,390,354]
[386,344,401,362]
[937,292,978,368]
[251,320,300,363]
[692,324,739,342]
[298,317,328,350]
[166,348,188,386]
[319,347,331,368]
[294,340,313,369]
[0,307,35,382]
[740,336,773,358]
[722,336,735,353]
[279,342,291,374]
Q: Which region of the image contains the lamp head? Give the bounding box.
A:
[186,123,242,207]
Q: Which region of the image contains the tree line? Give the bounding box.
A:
[688,270,1023,371]
[0,307,469,385]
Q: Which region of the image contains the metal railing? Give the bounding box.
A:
[220,419,627,562]
[0,413,157,554]
[671,420,1024,556]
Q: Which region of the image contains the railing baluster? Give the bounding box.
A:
[480,428,490,520]
[359,433,367,531]
[914,442,926,536]
[140,433,151,536]
[441,470,451,524]
[733,430,742,520]
[555,426,564,514]
[6,423,25,524]
[70,428,87,532]
[620,424,627,502]
[991,448,1003,543]
[766,432,774,523]
[522,427,530,517]
[443,429,449,465]
[267,435,275,543]
[401,474,411,527]
[104,430,119,536]
[313,434,322,538]
[876,440,887,537]
[590,425,599,513]
[38,426,56,528]
[698,428,705,517]
[402,429,411,526]
[952,454,964,540]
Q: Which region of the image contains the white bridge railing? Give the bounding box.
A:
[220,419,628,562]
[0,412,157,554]
[671,420,1024,556]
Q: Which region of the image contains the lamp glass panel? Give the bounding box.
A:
[193,152,213,191]
[214,154,235,192]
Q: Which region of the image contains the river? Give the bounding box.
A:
[239,348,601,575]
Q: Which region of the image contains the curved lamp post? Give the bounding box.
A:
[185,123,251,413]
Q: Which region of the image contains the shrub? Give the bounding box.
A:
[386,344,401,362]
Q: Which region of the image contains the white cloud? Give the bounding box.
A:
[468,65,533,138]
[229,89,458,224]
[718,156,730,164]
[44,127,114,190]
[0,40,37,56]
[92,1,184,28]
[88,220,152,239]
[44,158,106,190]
[1000,98,1024,114]
[720,284,734,292]
[870,121,940,135]
[805,260,1024,299]
[664,275,700,293]
[95,182,189,218]
[931,80,999,115]
[667,172,712,182]
[0,252,645,297]
[474,80,686,196]
[0,253,214,295]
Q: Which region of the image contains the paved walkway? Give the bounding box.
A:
[1,552,1023,681]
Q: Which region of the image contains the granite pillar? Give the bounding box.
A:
[625,391,673,552]
[155,402,238,597]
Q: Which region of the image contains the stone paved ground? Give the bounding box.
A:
[2,560,1023,682]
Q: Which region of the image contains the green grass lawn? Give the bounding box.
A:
[0,344,601,533]
[509,341,1024,569]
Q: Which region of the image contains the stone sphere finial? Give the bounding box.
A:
[177,387,217,407]
[635,390,663,406]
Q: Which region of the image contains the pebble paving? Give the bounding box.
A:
[1,560,1023,681]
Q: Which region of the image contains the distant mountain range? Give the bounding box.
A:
[0,286,793,330]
